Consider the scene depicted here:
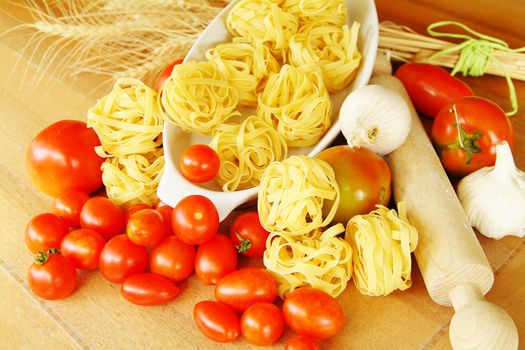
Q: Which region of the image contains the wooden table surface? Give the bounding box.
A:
[1,1,524,349]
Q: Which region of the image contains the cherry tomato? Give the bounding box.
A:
[99,234,148,283]
[124,203,150,225]
[26,120,104,197]
[195,234,237,285]
[283,287,344,339]
[80,197,124,240]
[121,273,180,306]
[60,229,105,270]
[25,213,69,254]
[285,335,321,350]
[241,302,284,346]
[150,236,195,281]
[127,209,166,246]
[432,96,514,177]
[51,189,90,227]
[317,146,391,224]
[28,250,77,300]
[193,300,240,343]
[155,58,184,91]
[180,144,220,183]
[172,195,219,245]
[215,268,278,312]
[230,211,269,258]
[155,205,174,236]
[395,63,474,118]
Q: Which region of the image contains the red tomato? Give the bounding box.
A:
[180,144,220,183]
[60,229,105,270]
[28,250,77,300]
[121,273,180,306]
[99,234,148,283]
[195,234,238,285]
[241,302,284,346]
[51,189,90,227]
[172,195,219,245]
[432,96,514,177]
[155,205,174,236]
[283,287,344,339]
[124,203,150,225]
[127,209,166,246]
[150,236,195,281]
[155,58,184,91]
[26,120,104,197]
[25,213,69,254]
[80,197,124,240]
[230,211,269,258]
[193,301,240,343]
[215,268,278,312]
[285,335,321,350]
[317,146,391,224]
[395,63,474,118]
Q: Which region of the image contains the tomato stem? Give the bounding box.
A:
[446,105,482,165]
[234,231,251,253]
[34,251,49,265]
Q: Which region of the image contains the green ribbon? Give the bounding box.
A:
[424,21,525,116]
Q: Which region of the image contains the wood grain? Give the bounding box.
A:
[0,1,524,349]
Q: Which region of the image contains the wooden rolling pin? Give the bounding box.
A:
[370,75,518,350]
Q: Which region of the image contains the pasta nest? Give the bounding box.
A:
[288,22,362,93]
[101,148,164,207]
[257,64,332,147]
[210,116,287,192]
[226,0,298,59]
[258,155,340,236]
[283,0,347,27]
[206,38,280,106]
[264,223,353,298]
[160,61,239,136]
[345,203,419,296]
[87,78,164,157]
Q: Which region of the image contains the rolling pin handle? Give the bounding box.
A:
[448,283,518,350]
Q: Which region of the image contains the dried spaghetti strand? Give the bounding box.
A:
[258,155,340,236]
[264,223,353,298]
[289,22,361,93]
[210,116,287,192]
[87,78,164,158]
[345,203,418,296]
[257,65,332,147]
[160,61,240,136]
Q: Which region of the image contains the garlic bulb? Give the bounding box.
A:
[457,142,525,239]
[371,51,392,77]
[339,84,411,155]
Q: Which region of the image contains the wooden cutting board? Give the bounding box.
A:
[0,1,523,349]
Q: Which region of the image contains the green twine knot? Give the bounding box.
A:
[425,21,525,116]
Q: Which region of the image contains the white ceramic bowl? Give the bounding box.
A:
[158,0,379,221]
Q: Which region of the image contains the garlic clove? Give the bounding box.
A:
[458,142,525,239]
[339,84,411,156]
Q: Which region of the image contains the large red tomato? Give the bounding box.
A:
[432,96,514,177]
[395,63,474,118]
[28,250,77,300]
[26,120,104,197]
[317,146,391,224]
[283,287,344,339]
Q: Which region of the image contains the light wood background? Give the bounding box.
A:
[0,1,523,349]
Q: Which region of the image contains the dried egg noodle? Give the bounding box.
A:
[258,155,339,236]
[160,61,239,136]
[210,116,287,192]
[206,38,280,106]
[289,22,361,93]
[87,78,164,157]
[283,0,347,27]
[101,148,164,207]
[257,65,332,147]
[264,223,353,298]
[226,0,298,59]
[345,203,418,296]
